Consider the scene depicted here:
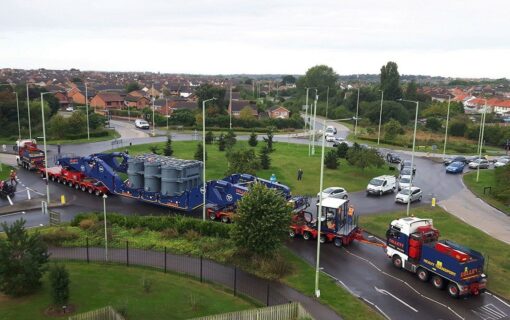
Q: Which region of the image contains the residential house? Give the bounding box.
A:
[128,90,146,98]
[90,92,124,109]
[67,87,87,105]
[267,106,290,119]
[125,94,150,109]
[229,100,258,118]
[53,91,70,109]
[169,99,198,112]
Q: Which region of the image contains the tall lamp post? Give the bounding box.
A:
[377,90,384,145]
[354,75,360,136]
[442,96,451,159]
[85,82,90,140]
[202,98,216,221]
[41,91,58,203]
[476,100,487,182]
[311,89,318,156]
[26,84,32,140]
[103,194,108,262]
[399,99,419,217]
[0,84,20,140]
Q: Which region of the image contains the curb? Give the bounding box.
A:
[0,200,68,216]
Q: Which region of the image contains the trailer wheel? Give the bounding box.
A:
[432,275,445,289]
[68,181,74,187]
[447,282,460,298]
[417,268,430,282]
[303,231,312,240]
[221,216,230,223]
[289,229,296,238]
[40,172,45,178]
[319,235,327,244]
[88,188,93,194]
[333,237,343,247]
[392,255,402,269]
[75,184,80,190]
[95,189,102,196]
[50,175,56,182]
[209,212,217,220]
[81,185,86,192]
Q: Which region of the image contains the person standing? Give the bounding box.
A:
[270,173,277,184]
[57,144,61,155]
[9,170,17,186]
[347,205,355,224]
[297,168,303,181]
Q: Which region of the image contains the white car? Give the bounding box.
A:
[494,158,509,167]
[325,125,337,135]
[317,187,348,200]
[398,175,412,191]
[366,175,397,196]
[325,134,336,142]
[468,159,490,169]
[65,106,74,112]
[135,119,150,129]
[395,186,423,204]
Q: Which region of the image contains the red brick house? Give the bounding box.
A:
[90,92,124,109]
[125,94,150,109]
[68,87,87,105]
[54,91,70,109]
[267,106,290,119]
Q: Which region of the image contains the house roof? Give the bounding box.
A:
[230,100,257,112]
[173,100,198,110]
[268,105,289,112]
[125,94,149,102]
[95,92,124,102]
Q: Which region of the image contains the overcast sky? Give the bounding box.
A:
[1,0,509,78]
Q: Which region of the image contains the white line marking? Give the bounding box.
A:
[375,286,418,312]
[362,297,392,320]
[485,292,510,308]
[6,195,13,205]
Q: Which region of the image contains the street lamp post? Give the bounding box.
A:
[311,89,318,155]
[152,95,156,137]
[354,76,360,136]
[41,91,58,203]
[377,90,384,145]
[305,88,310,156]
[85,82,90,140]
[229,84,232,130]
[202,98,216,221]
[442,96,451,159]
[477,100,487,182]
[103,194,108,262]
[315,118,327,298]
[166,98,169,130]
[399,99,419,217]
[26,84,32,140]
[325,86,330,118]
[0,84,20,140]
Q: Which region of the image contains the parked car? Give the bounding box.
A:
[386,153,401,164]
[326,125,337,135]
[325,134,336,142]
[468,159,490,169]
[135,119,150,129]
[494,158,509,168]
[395,186,423,204]
[444,156,467,166]
[366,175,397,196]
[398,175,412,191]
[466,155,488,163]
[400,160,416,173]
[317,187,348,200]
[65,106,74,112]
[400,167,414,178]
[446,161,465,174]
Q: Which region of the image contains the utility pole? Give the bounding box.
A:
[229,83,232,130]
[151,84,155,137]
[85,82,90,140]
[305,88,310,155]
[325,86,329,118]
[315,119,327,298]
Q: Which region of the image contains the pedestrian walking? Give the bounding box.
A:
[9,170,17,186]
[297,168,303,181]
[57,144,61,155]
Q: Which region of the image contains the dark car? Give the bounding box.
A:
[386,153,401,164]
[400,160,416,174]
[444,156,467,166]
[446,161,465,174]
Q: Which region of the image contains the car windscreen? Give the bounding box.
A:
[369,179,383,186]
[323,187,335,193]
[400,177,411,183]
[399,189,412,195]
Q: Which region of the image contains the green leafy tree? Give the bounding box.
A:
[324,149,339,169]
[449,121,467,137]
[426,117,442,132]
[347,148,384,171]
[248,131,258,147]
[195,84,226,111]
[384,119,403,140]
[226,149,260,175]
[0,219,49,296]
[225,130,237,149]
[336,142,349,158]
[263,127,275,152]
[163,135,173,156]
[282,75,296,84]
[239,106,255,119]
[422,101,464,117]
[380,61,402,100]
[296,65,338,100]
[194,142,206,161]
[149,145,160,155]
[126,82,141,93]
[366,101,409,125]
[218,133,226,151]
[405,80,418,100]
[259,146,271,169]
[205,131,214,144]
[49,264,70,307]
[231,183,292,256]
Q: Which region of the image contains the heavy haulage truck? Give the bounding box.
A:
[386,217,487,298]
[15,139,45,170]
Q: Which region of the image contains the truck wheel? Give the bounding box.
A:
[95,189,102,196]
[68,181,74,187]
[392,255,402,269]
[417,268,430,282]
[319,235,327,244]
[303,232,312,240]
[334,237,343,247]
[432,275,445,289]
[51,175,56,182]
[75,184,80,190]
[88,188,93,194]
[289,229,296,238]
[40,172,45,178]
[221,216,230,223]
[81,185,86,192]
[447,283,460,298]
[209,212,216,220]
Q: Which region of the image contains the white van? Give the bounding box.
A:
[325,125,337,135]
[135,119,150,129]
[366,175,397,196]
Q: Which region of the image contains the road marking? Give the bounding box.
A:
[375,286,418,312]
[485,292,510,308]
[471,304,507,320]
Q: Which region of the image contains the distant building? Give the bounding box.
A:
[125,94,150,109]
[90,92,124,109]
[267,106,290,119]
[229,100,258,118]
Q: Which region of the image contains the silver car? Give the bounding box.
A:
[395,186,422,204]
[317,187,348,200]
[468,159,490,169]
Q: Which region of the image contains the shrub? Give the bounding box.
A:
[132,227,145,235]
[336,142,349,158]
[258,254,294,280]
[160,228,179,239]
[324,149,339,169]
[49,264,70,307]
[78,219,95,230]
[42,228,79,245]
[184,230,201,241]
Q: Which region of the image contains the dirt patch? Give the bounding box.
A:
[44,304,77,317]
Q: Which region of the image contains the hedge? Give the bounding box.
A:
[71,212,232,239]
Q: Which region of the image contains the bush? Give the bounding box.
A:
[42,228,79,245]
[324,149,339,169]
[184,230,201,241]
[258,254,294,280]
[160,228,179,239]
[49,264,70,307]
[78,219,95,230]
[336,142,349,158]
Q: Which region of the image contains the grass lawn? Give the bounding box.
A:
[0,163,12,181]
[117,140,393,195]
[463,170,510,215]
[47,129,120,145]
[359,207,510,299]
[0,262,254,320]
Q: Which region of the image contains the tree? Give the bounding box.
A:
[366,101,409,125]
[218,133,226,151]
[205,131,214,144]
[163,135,173,156]
[263,127,275,152]
[0,219,49,296]
[380,61,402,100]
[282,75,296,84]
[449,121,467,137]
[226,149,260,175]
[422,101,464,118]
[248,131,258,147]
[347,148,384,171]
[324,149,339,169]
[426,117,442,132]
[225,130,237,149]
[231,183,292,256]
[149,145,160,155]
[259,146,271,169]
[126,82,141,93]
[168,109,195,126]
[384,119,403,140]
[239,106,255,120]
[49,264,70,307]
[194,142,206,161]
[336,142,349,158]
[195,84,226,111]
[405,80,418,100]
[296,65,338,100]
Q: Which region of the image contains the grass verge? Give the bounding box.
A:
[0,261,253,320]
[0,163,13,181]
[116,140,392,195]
[359,207,510,299]
[0,130,120,146]
[463,170,510,215]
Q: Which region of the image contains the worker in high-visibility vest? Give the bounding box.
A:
[347,205,355,224]
[9,170,17,186]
